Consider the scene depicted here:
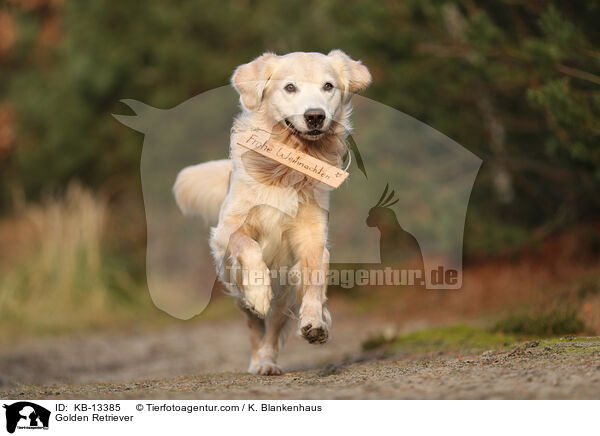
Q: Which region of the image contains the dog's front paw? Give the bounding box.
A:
[243,283,272,318]
[249,361,282,376]
[299,319,329,345]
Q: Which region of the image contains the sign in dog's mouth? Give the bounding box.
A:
[237,128,349,189]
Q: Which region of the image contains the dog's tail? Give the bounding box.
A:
[173,159,233,226]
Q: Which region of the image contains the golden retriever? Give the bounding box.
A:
[174,50,371,375]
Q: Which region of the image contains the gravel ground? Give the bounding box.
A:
[1,315,600,399]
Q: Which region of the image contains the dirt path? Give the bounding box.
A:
[1,314,600,399]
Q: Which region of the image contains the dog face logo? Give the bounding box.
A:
[3,402,50,434]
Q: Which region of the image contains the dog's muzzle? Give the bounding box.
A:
[285,119,324,137]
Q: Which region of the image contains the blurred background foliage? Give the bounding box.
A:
[0,0,599,338]
[2,0,599,250]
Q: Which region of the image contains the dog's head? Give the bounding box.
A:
[232,50,371,141]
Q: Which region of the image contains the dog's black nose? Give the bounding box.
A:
[304,108,326,130]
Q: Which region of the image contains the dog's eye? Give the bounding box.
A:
[284,83,296,93]
[323,82,334,91]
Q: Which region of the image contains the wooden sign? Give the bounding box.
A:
[237,130,349,189]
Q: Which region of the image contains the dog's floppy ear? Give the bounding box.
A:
[231,53,277,111]
[328,50,371,100]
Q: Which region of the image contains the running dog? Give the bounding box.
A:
[174,51,371,374]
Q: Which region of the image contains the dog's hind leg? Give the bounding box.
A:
[237,301,266,373]
[250,290,294,375]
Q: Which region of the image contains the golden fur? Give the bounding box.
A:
[174,50,371,375]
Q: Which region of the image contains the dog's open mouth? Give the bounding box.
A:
[284,119,324,139]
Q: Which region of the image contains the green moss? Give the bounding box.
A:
[559,345,600,354]
[539,336,597,346]
[536,337,600,355]
[363,325,517,353]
